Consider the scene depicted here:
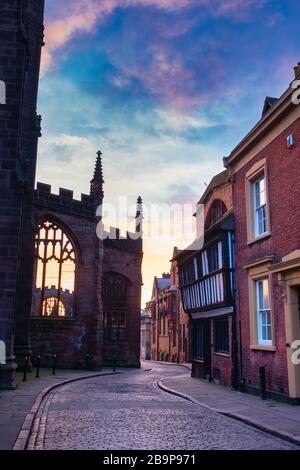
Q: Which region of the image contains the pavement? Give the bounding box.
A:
[0,367,116,450]
[153,362,300,446]
[1,361,300,450]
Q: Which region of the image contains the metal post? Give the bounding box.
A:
[86,353,90,370]
[23,356,28,382]
[259,366,267,400]
[0,363,2,395]
[36,354,40,378]
[113,354,117,373]
[52,354,56,375]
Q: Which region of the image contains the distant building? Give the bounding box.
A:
[148,252,190,364]
[141,309,151,360]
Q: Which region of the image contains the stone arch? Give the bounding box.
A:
[35,213,82,264]
[32,215,80,317]
[205,199,228,230]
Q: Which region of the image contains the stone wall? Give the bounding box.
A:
[0,0,44,387]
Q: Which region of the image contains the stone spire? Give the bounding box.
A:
[135,196,143,235]
[90,150,104,203]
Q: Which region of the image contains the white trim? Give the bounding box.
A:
[191,306,233,320]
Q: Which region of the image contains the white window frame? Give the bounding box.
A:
[0,80,6,105]
[253,175,268,238]
[256,279,272,346]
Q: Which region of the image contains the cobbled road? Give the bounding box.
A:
[30,363,298,450]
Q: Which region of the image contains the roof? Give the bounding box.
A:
[261,96,278,118]
[224,65,300,168]
[198,169,230,205]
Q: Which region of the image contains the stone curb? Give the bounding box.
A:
[145,360,192,372]
[13,371,121,451]
[157,379,300,448]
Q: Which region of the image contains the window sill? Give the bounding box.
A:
[31,316,75,321]
[250,344,276,352]
[214,351,230,357]
[247,231,271,246]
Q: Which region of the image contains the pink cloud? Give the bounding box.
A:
[41,0,266,75]
[201,0,267,18]
[115,43,225,110]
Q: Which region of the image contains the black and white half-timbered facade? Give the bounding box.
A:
[176,170,239,388]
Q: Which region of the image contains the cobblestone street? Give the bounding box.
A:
[27,363,298,450]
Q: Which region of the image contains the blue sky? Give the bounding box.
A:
[36,0,300,303]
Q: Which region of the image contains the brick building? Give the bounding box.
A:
[0,1,142,389]
[149,251,190,364]
[224,64,300,403]
[141,308,151,360]
[176,171,237,387]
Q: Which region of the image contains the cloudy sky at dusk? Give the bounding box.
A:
[36,0,300,304]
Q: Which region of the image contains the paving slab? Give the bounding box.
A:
[157,370,300,446]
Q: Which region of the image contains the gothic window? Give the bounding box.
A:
[205,200,227,230]
[103,273,130,342]
[32,220,76,317]
[42,297,66,317]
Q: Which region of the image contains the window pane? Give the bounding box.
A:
[257,281,264,310]
[260,178,266,205]
[254,181,260,209]
[256,279,272,345]
[253,176,268,237]
[263,279,269,309]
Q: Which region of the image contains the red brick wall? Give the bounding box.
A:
[211,316,233,387]
[233,116,300,397]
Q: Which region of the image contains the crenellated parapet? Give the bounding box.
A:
[103,227,143,254]
[34,182,97,219]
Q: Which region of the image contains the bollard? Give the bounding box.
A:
[36,354,40,379]
[86,353,90,370]
[113,354,117,373]
[259,365,267,400]
[23,356,28,382]
[52,354,57,375]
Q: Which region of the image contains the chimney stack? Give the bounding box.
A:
[294,62,300,80]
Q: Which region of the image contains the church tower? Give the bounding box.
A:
[0,1,45,387]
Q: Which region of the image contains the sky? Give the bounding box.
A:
[36,0,300,306]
